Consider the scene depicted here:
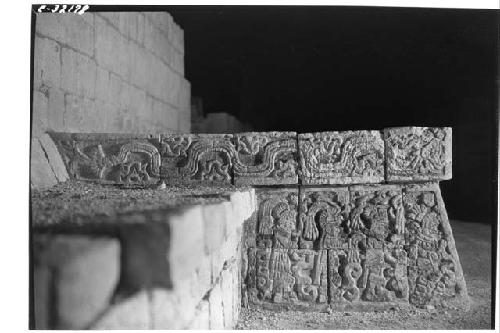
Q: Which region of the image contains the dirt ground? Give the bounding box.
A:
[236,220,493,330]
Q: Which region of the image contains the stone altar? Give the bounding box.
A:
[49,126,468,312]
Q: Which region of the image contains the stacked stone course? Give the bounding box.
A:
[47,126,467,315]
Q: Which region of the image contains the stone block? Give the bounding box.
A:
[203,203,228,254]
[208,282,224,329]
[221,264,235,328]
[403,182,468,309]
[49,132,161,186]
[298,186,350,250]
[33,36,61,90]
[47,87,65,131]
[31,138,58,189]
[36,13,94,56]
[150,288,197,329]
[247,248,328,310]
[38,133,69,182]
[34,235,120,329]
[95,15,123,75]
[137,13,146,45]
[233,132,298,185]
[298,131,384,185]
[32,90,49,137]
[384,127,452,182]
[186,300,210,329]
[61,47,96,98]
[91,291,150,329]
[252,188,299,249]
[159,134,235,185]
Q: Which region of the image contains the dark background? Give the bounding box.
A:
[164,6,497,224]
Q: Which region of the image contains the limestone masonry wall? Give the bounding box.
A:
[33,186,256,329]
[31,11,191,189]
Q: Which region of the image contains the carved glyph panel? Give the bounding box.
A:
[253,188,300,249]
[233,132,298,185]
[298,131,384,185]
[50,133,161,186]
[247,248,329,308]
[403,182,467,308]
[299,187,350,250]
[384,127,452,181]
[159,134,235,185]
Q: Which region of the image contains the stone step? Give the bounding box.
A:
[32,182,256,329]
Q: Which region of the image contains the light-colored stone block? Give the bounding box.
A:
[34,235,120,329]
[36,13,94,56]
[186,300,210,329]
[46,87,65,131]
[221,266,235,328]
[38,133,69,183]
[203,203,228,254]
[91,291,150,329]
[33,36,61,90]
[61,47,96,98]
[31,138,58,189]
[208,282,224,329]
[32,90,48,137]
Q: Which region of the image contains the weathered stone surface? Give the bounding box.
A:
[208,281,224,329]
[251,188,299,249]
[299,187,350,250]
[329,185,409,307]
[90,291,150,329]
[34,235,120,329]
[160,134,235,185]
[403,182,468,309]
[298,131,384,185]
[49,132,161,186]
[233,132,298,185]
[247,248,328,310]
[384,127,452,182]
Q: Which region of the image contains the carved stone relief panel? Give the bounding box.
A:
[298,187,350,250]
[252,188,300,249]
[384,127,452,182]
[333,185,410,306]
[159,134,235,185]
[298,131,384,185]
[247,248,328,309]
[233,132,298,185]
[403,182,468,308]
[49,133,161,186]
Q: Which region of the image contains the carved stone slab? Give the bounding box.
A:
[338,185,409,306]
[384,127,452,182]
[251,188,299,249]
[233,132,298,185]
[298,131,384,185]
[49,133,161,186]
[159,134,235,185]
[298,187,350,250]
[403,182,468,309]
[246,248,329,310]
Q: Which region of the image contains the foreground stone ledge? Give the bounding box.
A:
[33,235,120,329]
[49,132,161,186]
[160,133,235,185]
[298,131,384,185]
[384,127,452,182]
[233,132,298,185]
